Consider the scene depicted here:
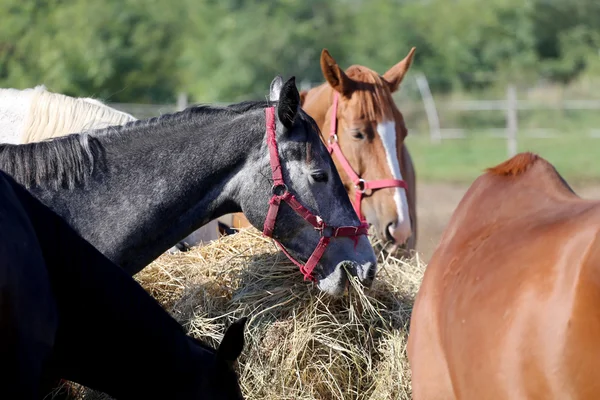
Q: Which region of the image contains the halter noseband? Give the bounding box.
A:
[261,107,369,282]
[327,92,408,222]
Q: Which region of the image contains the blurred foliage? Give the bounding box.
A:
[1,0,599,103]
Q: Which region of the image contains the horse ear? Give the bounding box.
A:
[383,47,416,93]
[277,76,300,129]
[216,317,247,365]
[269,75,284,101]
[320,48,354,97]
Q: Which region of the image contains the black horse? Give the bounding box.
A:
[0,170,246,399]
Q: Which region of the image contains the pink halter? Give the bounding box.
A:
[326,92,408,222]
[261,106,369,282]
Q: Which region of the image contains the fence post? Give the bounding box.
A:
[506,85,518,157]
[415,73,442,144]
[177,92,188,111]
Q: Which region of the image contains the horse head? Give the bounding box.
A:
[239,76,378,296]
[301,48,416,248]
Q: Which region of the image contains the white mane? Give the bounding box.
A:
[21,85,136,143]
[0,85,136,144]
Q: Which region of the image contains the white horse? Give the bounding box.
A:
[0,85,136,144]
[0,85,221,254]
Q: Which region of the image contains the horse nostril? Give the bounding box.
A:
[367,263,377,282]
[360,262,377,287]
[175,241,192,252]
[385,222,396,243]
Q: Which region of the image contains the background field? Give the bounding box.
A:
[406,134,600,184]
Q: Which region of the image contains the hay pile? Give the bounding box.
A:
[76,227,425,400]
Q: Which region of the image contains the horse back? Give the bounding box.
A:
[409,155,600,399]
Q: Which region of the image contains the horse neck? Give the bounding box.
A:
[53,109,262,274]
[14,176,215,398]
[52,244,212,398]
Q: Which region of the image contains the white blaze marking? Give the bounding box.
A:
[376,120,411,242]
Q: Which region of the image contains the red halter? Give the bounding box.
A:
[261,107,369,282]
[327,92,408,222]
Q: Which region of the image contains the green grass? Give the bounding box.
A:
[406,132,600,185]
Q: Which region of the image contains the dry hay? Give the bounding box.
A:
[66,227,425,400]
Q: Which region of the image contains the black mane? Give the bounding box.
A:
[0,133,102,190]
[0,100,275,190]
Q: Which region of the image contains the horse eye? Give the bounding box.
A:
[352,130,365,140]
[311,171,328,183]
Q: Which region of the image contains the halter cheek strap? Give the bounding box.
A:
[327,92,408,222]
[261,106,369,282]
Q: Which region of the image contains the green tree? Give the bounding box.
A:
[2,0,599,103]
[1,0,183,102]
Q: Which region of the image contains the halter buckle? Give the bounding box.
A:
[315,224,334,238]
[271,183,288,196]
[328,134,338,145]
[355,179,367,193]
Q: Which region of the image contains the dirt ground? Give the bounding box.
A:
[415,181,600,262]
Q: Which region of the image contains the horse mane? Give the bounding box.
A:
[486,152,540,176]
[21,86,136,144]
[0,133,102,190]
[345,65,397,122]
[225,99,272,113]
[486,152,577,195]
[0,98,276,190]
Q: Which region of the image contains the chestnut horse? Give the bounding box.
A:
[229,49,418,256]
[408,152,600,399]
[300,48,417,255]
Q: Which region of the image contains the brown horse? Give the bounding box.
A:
[408,152,600,399]
[299,48,418,255]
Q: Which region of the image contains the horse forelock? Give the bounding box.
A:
[344,65,397,123]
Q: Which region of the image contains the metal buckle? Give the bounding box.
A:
[313,216,333,237]
[355,179,366,193]
[328,134,338,145]
[271,183,288,196]
[316,225,334,238]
